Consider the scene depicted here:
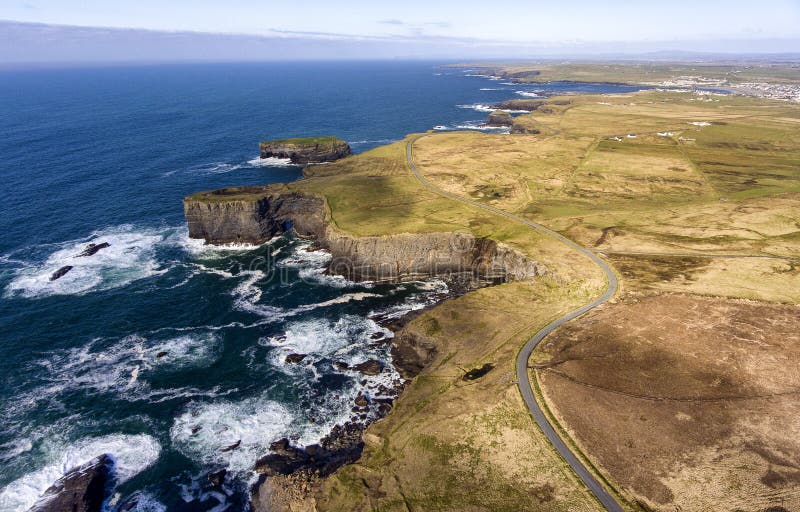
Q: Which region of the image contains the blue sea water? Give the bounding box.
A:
[0,61,647,511]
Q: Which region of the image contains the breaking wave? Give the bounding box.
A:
[0,434,161,512]
[2,225,199,299]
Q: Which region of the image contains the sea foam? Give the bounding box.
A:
[0,434,161,512]
[4,225,173,299]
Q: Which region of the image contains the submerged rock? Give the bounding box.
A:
[49,265,73,281]
[27,454,114,512]
[76,242,110,257]
[487,110,513,127]
[285,353,308,364]
[259,136,351,164]
[208,468,227,487]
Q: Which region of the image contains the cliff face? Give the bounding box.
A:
[324,229,545,283]
[184,189,546,283]
[259,136,352,164]
[184,187,326,245]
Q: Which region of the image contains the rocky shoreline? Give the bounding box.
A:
[248,275,494,512]
[183,185,548,511]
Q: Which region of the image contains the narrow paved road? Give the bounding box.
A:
[406,135,624,512]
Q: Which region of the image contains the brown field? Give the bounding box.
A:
[535,293,800,511]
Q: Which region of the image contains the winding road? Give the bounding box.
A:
[406,135,624,512]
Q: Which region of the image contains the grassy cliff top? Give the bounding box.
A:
[184,184,288,203]
[261,135,348,146]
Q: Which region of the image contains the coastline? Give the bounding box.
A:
[183,169,551,509]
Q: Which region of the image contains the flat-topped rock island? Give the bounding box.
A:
[259,136,352,164]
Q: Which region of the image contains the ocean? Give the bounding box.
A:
[0,61,646,511]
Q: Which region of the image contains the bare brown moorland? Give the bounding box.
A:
[535,293,800,511]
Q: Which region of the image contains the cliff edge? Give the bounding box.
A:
[184,188,546,284]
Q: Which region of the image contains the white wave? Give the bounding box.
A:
[171,398,294,472]
[276,242,355,288]
[180,232,268,257]
[4,225,172,299]
[229,269,287,320]
[465,74,502,80]
[0,439,33,463]
[173,155,302,177]
[437,121,510,134]
[456,103,497,113]
[348,138,396,146]
[114,492,166,512]
[176,474,235,510]
[515,90,542,98]
[257,314,401,438]
[188,162,242,174]
[246,156,296,167]
[295,292,381,313]
[370,279,448,320]
[265,315,389,361]
[0,434,160,512]
[479,87,505,91]
[455,122,510,132]
[28,332,223,401]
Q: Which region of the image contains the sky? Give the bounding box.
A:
[1,0,799,64]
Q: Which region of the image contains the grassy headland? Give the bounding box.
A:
[204,82,800,511]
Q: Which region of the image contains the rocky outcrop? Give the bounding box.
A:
[254,424,365,479]
[50,265,73,281]
[27,454,114,512]
[390,329,438,379]
[76,242,110,257]
[259,136,352,164]
[487,110,513,127]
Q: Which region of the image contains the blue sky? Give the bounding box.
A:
[1,0,799,63]
[3,0,799,42]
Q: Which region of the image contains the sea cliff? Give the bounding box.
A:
[184,188,546,283]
